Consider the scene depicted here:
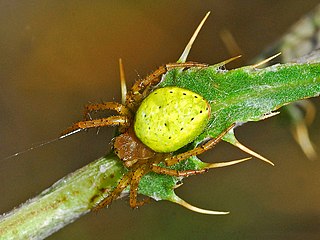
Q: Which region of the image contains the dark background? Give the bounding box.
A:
[1,1,320,239]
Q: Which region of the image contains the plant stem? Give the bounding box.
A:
[0,153,125,240]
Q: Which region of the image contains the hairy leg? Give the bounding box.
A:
[126,62,208,111]
[151,165,206,177]
[165,124,235,166]
[83,102,132,120]
[61,116,130,136]
[94,171,133,210]
[129,165,150,208]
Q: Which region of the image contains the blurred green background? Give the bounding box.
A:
[1,1,320,239]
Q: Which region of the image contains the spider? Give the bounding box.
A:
[61,13,254,212]
[61,60,240,208]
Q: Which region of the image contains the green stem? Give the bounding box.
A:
[0,153,125,240]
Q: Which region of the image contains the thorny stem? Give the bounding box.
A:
[0,153,126,240]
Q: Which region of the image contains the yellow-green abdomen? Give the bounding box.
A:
[134,87,210,153]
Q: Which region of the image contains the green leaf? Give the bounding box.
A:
[137,62,320,203]
[160,62,320,140]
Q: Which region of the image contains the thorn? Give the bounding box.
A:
[173,182,184,189]
[223,130,274,166]
[220,28,243,57]
[169,194,229,215]
[214,55,242,68]
[252,52,281,68]
[260,112,280,120]
[233,141,274,166]
[290,100,317,160]
[285,100,317,160]
[119,58,127,105]
[295,100,316,126]
[292,122,317,160]
[177,12,211,63]
[203,157,252,169]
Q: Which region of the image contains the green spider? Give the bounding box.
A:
[61,12,253,213]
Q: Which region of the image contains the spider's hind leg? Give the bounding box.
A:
[129,164,151,208]
[165,124,235,166]
[93,171,133,210]
[163,123,257,171]
[151,165,206,177]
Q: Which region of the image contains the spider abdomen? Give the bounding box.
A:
[134,87,210,153]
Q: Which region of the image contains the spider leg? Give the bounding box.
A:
[126,66,167,110]
[83,102,132,120]
[151,165,206,177]
[166,62,208,69]
[165,124,235,166]
[93,171,133,210]
[126,62,208,111]
[61,116,130,136]
[131,62,207,94]
[130,66,167,94]
[129,164,150,208]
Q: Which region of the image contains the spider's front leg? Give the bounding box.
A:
[83,102,132,120]
[61,115,130,137]
[131,62,207,94]
[61,102,132,136]
[126,62,208,111]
